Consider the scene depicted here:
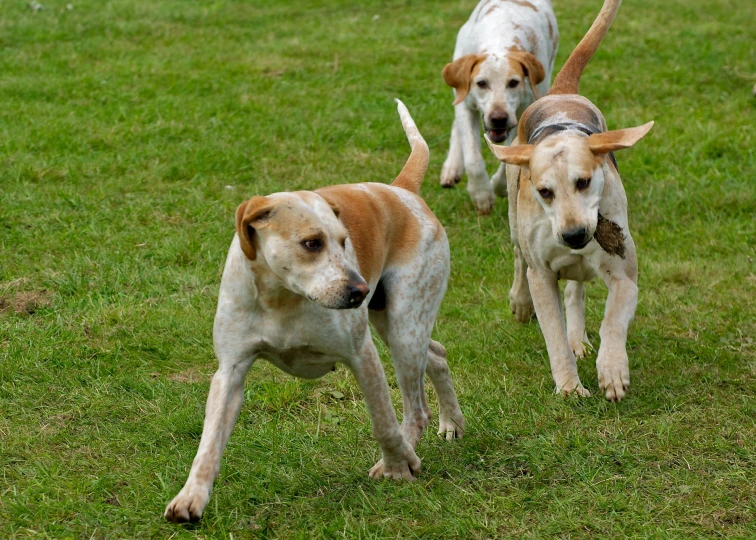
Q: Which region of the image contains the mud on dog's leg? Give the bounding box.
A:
[527,268,590,397]
[565,280,592,359]
[350,338,420,481]
[441,118,464,187]
[164,359,253,523]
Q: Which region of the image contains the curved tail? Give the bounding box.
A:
[391,99,430,195]
[549,0,622,96]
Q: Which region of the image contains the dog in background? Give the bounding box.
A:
[441,0,558,214]
[164,101,465,523]
[486,0,653,400]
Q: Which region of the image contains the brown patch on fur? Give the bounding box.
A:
[476,0,495,20]
[594,214,626,258]
[0,290,51,314]
[504,0,537,11]
[236,196,275,260]
[442,54,487,105]
[549,0,622,95]
[485,4,499,15]
[548,18,554,39]
[316,184,425,284]
[507,47,546,98]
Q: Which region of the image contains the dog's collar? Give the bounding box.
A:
[527,121,598,144]
[527,121,618,171]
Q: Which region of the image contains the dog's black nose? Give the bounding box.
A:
[347,282,369,305]
[488,110,509,128]
[561,228,589,249]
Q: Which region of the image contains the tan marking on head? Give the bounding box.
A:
[507,47,546,98]
[316,184,424,284]
[236,195,275,260]
[504,0,537,12]
[442,54,487,106]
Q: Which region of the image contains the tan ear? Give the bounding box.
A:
[235,196,275,260]
[509,50,546,99]
[485,135,533,165]
[327,201,341,219]
[588,121,654,154]
[442,54,487,105]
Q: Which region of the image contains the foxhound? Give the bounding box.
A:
[486,0,653,400]
[441,0,558,214]
[164,101,465,522]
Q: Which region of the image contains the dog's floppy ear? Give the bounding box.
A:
[443,54,487,105]
[485,135,534,166]
[327,200,341,219]
[588,121,654,154]
[509,50,546,99]
[236,196,275,260]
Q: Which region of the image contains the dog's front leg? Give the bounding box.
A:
[595,274,637,401]
[565,280,592,359]
[527,268,590,396]
[510,245,535,322]
[164,359,253,522]
[349,339,421,480]
[457,105,495,214]
[440,118,464,187]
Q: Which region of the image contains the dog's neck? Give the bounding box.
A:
[238,255,305,312]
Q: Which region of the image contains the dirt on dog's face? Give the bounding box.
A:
[237,193,369,309]
[528,133,605,249]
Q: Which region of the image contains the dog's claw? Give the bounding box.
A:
[597,355,630,401]
[164,487,209,523]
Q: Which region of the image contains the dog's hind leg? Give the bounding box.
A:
[565,280,592,359]
[426,340,465,440]
[440,118,464,187]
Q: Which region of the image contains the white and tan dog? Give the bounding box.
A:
[486,0,653,400]
[164,101,465,523]
[441,0,558,214]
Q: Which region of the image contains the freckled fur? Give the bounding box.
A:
[440,0,558,214]
[164,101,465,524]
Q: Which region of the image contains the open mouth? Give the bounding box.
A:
[486,128,510,143]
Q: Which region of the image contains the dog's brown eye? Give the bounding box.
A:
[538,188,554,200]
[302,239,323,251]
[576,177,591,190]
[507,79,519,88]
[476,80,489,89]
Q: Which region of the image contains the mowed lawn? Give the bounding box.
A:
[1,0,754,537]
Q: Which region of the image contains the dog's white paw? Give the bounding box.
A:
[509,290,535,323]
[438,410,465,440]
[597,354,630,402]
[555,381,591,397]
[164,485,210,523]
[440,161,463,188]
[570,335,593,360]
[369,442,421,480]
[469,188,496,215]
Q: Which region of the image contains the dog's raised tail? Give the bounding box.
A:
[391,99,429,195]
[549,0,622,96]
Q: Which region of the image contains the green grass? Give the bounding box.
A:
[1,0,755,537]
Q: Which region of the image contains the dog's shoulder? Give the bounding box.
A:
[315,184,435,282]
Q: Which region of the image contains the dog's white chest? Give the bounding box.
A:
[257,342,341,380]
